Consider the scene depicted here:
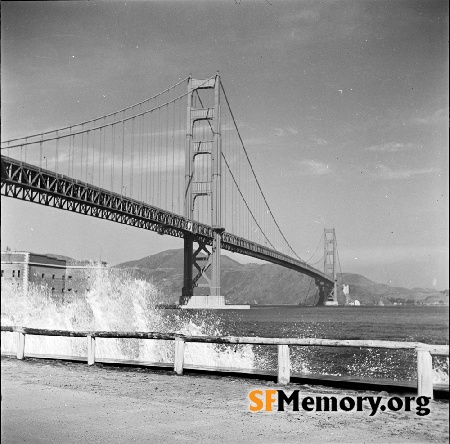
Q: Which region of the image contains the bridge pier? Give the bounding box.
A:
[315,280,325,306]
[315,279,336,306]
[181,234,193,298]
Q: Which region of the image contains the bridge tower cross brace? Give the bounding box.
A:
[181,74,223,306]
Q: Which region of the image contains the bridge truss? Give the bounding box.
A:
[1,156,333,282]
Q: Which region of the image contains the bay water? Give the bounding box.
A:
[1,269,448,384]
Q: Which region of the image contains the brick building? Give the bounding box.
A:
[1,251,107,298]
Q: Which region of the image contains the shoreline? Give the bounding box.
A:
[2,356,449,443]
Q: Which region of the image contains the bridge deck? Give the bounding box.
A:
[1,155,333,284]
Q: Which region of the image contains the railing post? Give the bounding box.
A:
[417,348,433,399]
[87,335,95,366]
[174,336,185,375]
[277,344,290,385]
[16,330,26,360]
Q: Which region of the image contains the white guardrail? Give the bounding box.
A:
[1,326,448,399]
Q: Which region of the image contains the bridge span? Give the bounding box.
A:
[1,155,333,285]
[1,73,338,307]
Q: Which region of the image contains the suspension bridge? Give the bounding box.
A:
[1,73,340,308]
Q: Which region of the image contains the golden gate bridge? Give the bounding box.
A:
[1,73,340,307]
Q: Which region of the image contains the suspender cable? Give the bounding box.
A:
[92,120,96,185]
[165,99,169,211]
[121,117,125,196]
[2,76,191,145]
[2,76,216,152]
[91,129,95,183]
[305,231,324,264]
[55,131,59,174]
[131,114,135,199]
[86,130,90,182]
[67,131,71,176]
[138,113,142,201]
[145,111,148,203]
[111,121,116,192]
[99,123,103,188]
[71,130,75,178]
[104,118,107,188]
[152,110,155,205]
[171,100,175,212]
[80,129,84,180]
[221,81,305,262]
[158,107,162,207]
[39,137,43,169]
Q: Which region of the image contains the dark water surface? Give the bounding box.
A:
[166,305,449,382]
[218,305,449,343]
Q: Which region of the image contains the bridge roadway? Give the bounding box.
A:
[1,156,333,284]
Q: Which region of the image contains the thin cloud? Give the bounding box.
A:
[365,142,415,152]
[311,137,328,146]
[299,160,331,176]
[373,164,440,180]
[412,108,449,125]
[280,8,321,25]
[274,126,299,137]
[341,245,448,267]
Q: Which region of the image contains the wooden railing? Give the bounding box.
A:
[1,326,448,399]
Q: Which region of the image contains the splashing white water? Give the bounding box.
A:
[1,267,254,369]
[433,358,449,384]
[1,270,447,384]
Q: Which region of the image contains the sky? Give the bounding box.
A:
[1,1,448,290]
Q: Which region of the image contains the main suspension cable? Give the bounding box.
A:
[220,81,305,263]
[305,231,324,264]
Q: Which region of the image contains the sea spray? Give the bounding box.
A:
[1,267,254,369]
[1,271,447,383]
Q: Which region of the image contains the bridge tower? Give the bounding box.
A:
[322,228,338,305]
[180,73,224,308]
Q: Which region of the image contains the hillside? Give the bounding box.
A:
[115,249,449,306]
[341,273,448,306]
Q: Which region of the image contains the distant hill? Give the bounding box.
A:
[341,273,449,306]
[114,249,449,306]
[114,249,307,305]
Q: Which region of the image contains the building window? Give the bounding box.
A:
[68,276,72,280]
[1,270,4,277]
[12,270,15,277]
[52,274,55,279]
[42,273,45,279]
[18,270,21,278]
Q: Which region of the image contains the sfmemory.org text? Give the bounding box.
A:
[248,390,431,416]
